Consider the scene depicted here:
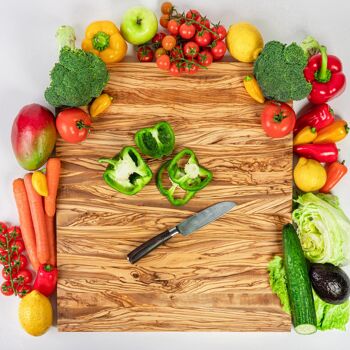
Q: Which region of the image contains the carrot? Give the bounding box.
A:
[44,158,61,217]
[45,214,56,266]
[12,179,40,271]
[24,173,49,264]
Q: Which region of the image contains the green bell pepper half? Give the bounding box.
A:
[135,121,175,159]
[156,160,197,206]
[167,148,213,192]
[99,146,152,195]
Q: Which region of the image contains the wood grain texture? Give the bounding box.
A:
[56,62,292,332]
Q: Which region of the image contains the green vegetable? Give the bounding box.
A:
[156,160,197,206]
[99,146,152,195]
[268,256,350,331]
[253,41,312,102]
[135,121,175,159]
[45,25,109,107]
[292,193,350,266]
[167,149,213,192]
[283,224,317,335]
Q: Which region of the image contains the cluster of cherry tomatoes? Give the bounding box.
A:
[0,222,32,297]
[136,2,227,76]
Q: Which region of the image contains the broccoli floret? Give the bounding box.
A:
[254,41,312,102]
[45,26,109,107]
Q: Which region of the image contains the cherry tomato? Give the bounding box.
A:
[2,266,16,281]
[156,54,171,70]
[6,226,21,240]
[179,23,196,39]
[56,108,91,144]
[1,281,14,296]
[151,32,166,47]
[169,63,182,76]
[160,14,170,29]
[211,25,227,40]
[162,35,177,51]
[170,45,184,60]
[261,101,296,138]
[195,16,210,31]
[0,236,7,250]
[155,47,167,58]
[183,41,200,58]
[15,269,33,285]
[186,9,201,20]
[197,50,213,66]
[211,40,227,59]
[16,284,32,298]
[184,60,199,75]
[9,239,25,254]
[137,46,154,62]
[161,2,173,15]
[0,249,9,266]
[11,254,27,271]
[0,222,7,235]
[167,19,180,35]
[194,30,212,47]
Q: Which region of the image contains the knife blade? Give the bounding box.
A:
[127,201,236,264]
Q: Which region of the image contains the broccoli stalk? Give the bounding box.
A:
[55,25,76,51]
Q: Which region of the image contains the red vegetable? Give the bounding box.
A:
[16,284,32,298]
[0,222,7,235]
[294,103,334,134]
[320,161,348,193]
[304,47,346,104]
[1,281,14,296]
[293,143,338,163]
[33,264,58,297]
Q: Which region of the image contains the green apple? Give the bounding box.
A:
[121,6,158,45]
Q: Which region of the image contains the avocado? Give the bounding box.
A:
[310,263,350,304]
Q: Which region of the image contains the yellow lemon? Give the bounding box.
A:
[32,171,48,196]
[294,157,327,192]
[18,290,53,336]
[226,22,264,62]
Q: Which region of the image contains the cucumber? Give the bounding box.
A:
[283,224,317,335]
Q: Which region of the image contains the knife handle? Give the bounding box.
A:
[127,227,179,264]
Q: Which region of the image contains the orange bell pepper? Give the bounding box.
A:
[313,120,349,144]
[320,161,348,193]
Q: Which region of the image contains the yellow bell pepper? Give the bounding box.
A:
[243,75,265,103]
[82,21,127,63]
[32,171,48,197]
[90,93,113,118]
[293,126,317,145]
[313,120,349,144]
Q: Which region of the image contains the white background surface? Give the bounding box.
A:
[0,0,349,349]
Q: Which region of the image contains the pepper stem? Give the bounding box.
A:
[315,46,331,83]
[92,31,110,51]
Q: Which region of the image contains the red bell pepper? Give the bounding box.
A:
[294,143,338,163]
[304,46,346,104]
[294,103,334,134]
[33,264,57,297]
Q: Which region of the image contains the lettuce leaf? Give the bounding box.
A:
[292,193,350,266]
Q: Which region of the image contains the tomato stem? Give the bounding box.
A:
[5,233,17,296]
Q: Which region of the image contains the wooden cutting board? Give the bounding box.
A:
[56,62,292,332]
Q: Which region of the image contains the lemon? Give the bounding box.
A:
[226,22,264,62]
[294,157,327,192]
[18,290,53,336]
[32,171,48,196]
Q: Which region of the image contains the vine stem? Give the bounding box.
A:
[5,233,17,296]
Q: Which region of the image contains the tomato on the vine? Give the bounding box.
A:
[179,23,196,39]
[194,30,212,47]
[161,2,173,15]
[155,47,167,58]
[15,269,32,285]
[167,19,180,35]
[162,35,177,51]
[16,284,32,298]
[156,54,171,70]
[211,25,227,40]
[184,60,199,75]
[183,41,199,58]
[137,46,154,62]
[160,14,170,29]
[261,101,296,138]
[2,266,16,281]
[0,222,7,235]
[1,281,14,296]
[11,254,27,271]
[186,9,200,20]
[211,40,227,60]
[151,32,166,47]
[9,239,25,254]
[169,63,182,76]
[6,226,21,239]
[170,45,184,60]
[0,236,6,250]
[197,50,213,67]
[195,16,210,31]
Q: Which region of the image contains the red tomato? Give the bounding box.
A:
[56,108,91,144]
[161,2,173,15]
[9,239,25,254]
[6,226,21,239]
[261,101,296,138]
[162,35,177,51]
[211,40,227,59]
[186,9,201,20]
[137,46,154,62]
[151,32,166,47]
[170,45,184,60]
[183,41,199,58]
[11,254,27,271]
[184,60,199,75]
[156,54,170,70]
[211,25,227,40]
[16,284,32,298]
[16,269,33,285]
[0,236,6,250]
[197,50,213,66]
[195,16,210,31]
[194,30,212,47]
[169,63,182,76]
[2,266,16,281]
[167,19,180,35]
[155,47,167,58]
[0,222,7,235]
[179,23,196,39]
[0,249,9,266]
[160,14,170,29]
[1,281,14,296]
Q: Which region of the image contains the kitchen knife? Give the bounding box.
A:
[127,201,236,264]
